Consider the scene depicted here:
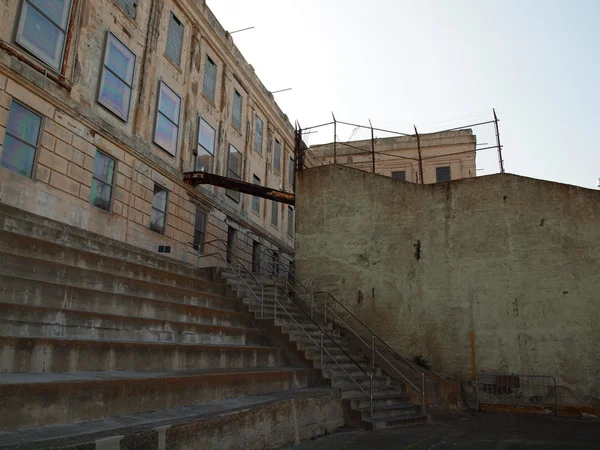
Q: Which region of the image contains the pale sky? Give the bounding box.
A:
[209,0,600,189]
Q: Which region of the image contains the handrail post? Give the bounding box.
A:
[371,334,375,369]
[421,372,426,414]
[320,332,324,368]
[369,374,373,417]
[274,284,278,320]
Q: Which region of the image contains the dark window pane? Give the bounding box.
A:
[98,69,132,119]
[196,149,213,173]
[228,145,242,177]
[90,178,112,211]
[115,0,136,19]
[152,185,168,212]
[273,139,281,172]
[203,57,217,102]
[150,209,166,234]
[287,207,294,237]
[0,135,36,177]
[165,13,183,65]
[7,102,41,145]
[92,152,115,184]
[193,209,206,251]
[232,91,242,131]
[288,157,294,186]
[392,171,406,181]
[271,201,278,226]
[436,166,451,182]
[254,116,263,153]
[30,0,71,28]
[252,175,260,213]
[17,2,66,69]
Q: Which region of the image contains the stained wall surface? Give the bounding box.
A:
[296,164,600,402]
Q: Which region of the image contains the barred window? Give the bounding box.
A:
[116,0,137,19]
[436,166,451,182]
[196,118,215,173]
[254,115,263,154]
[150,184,168,234]
[273,138,281,173]
[165,13,183,66]
[154,81,181,156]
[98,33,136,121]
[232,90,242,131]
[202,57,217,103]
[90,151,116,212]
[15,0,72,70]
[226,144,242,202]
[392,171,406,181]
[0,101,42,177]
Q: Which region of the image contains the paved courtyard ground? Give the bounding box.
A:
[288,413,600,449]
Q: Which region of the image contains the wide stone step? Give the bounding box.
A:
[0,252,238,311]
[322,367,381,379]
[346,392,410,410]
[363,414,429,430]
[357,403,421,420]
[0,274,251,328]
[0,367,310,432]
[0,336,283,373]
[0,230,229,297]
[0,204,201,280]
[247,305,308,320]
[331,375,390,390]
[342,386,406,400]
[0,303,264,345]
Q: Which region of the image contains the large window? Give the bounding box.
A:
[165,13,183,66]
[0,101,42,177]
[392,170,406,181]
[254,115,263,154]
[252,175,261,214]
[150,184,168,234]
[202,57,217,103]
[287,206,294,238]
[15,0,72,70]
[154,81,181,156]
[232,90,242,131]
[193,209,206,252]
[116,0,137,19]
[226,144,242,202]
[196,118,215,173]
[98,33,136,121]
[288,156,294,187]
[273,138,281,173]
[90,151,116,211]
[271,201,278,227]
[436,166,451,183]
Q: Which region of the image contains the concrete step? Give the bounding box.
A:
[362,414,429,430]
[277,319,334,333]
[322,367,381,379]
[0,367,311,432]
[301,345,364,359]
[0,303,264,346]
[346,392,410,410]
[342,386,406,400]
[0,274,252,329]
[356,403,421,420]
[0,230,229,297]
[221,271,275,285]
[0,336,283,373]
[0,204,202,280]
[0,252,238,311]
[247,305,308,320]
[0,389,343,450]
[331,375,390,390]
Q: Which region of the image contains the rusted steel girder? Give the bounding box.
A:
[183,172,295,205]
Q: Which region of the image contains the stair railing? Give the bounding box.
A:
[260,255,426,413]
[187,239,374,417]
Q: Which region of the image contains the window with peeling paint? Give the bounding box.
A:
[232,90,243,131]
[0,101,42,178]
[98,32,136,121]
[154,81,181,156]
[273,138,281,173]
[203,57,217,103]
[90,151,116,212]
[15,0,72,70]
[226,144,242,202]
[150,184,168,234]
[196,117,215,173]
[116,0,136,19]
[254,115,263,154]
[165,13,184,66]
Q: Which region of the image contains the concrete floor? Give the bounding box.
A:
[287,413,600,449]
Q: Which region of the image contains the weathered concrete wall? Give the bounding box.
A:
[296,164,600,403]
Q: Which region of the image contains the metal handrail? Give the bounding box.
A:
[260,261,426,412]
[186,240,374,416]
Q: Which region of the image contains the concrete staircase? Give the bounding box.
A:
[222,271,430,430]
[0,205,343,449]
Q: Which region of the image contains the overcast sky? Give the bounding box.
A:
[209,0,600,189]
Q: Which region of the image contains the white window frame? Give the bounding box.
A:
[153,81,181,156]
[0,100,42,178]
[90,150,116,213]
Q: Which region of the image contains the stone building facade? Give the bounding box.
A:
[0,0,296,268]
[309,129,477,184]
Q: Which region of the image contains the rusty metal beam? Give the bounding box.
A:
[183,172,295,205]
